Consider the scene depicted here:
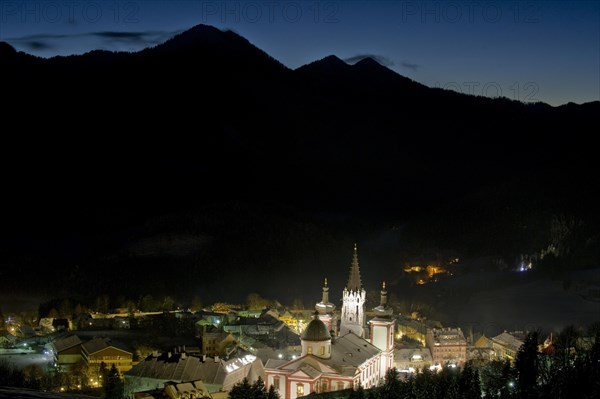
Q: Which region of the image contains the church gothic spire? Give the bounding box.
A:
[340,244,367,337]
[346,243,362,292]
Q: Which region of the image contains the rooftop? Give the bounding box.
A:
[492,332,525,351]
[430,328,466,345]
[126,352,263,392]
[266,332,381,378]
[51,335,82,353]
[82,337,131,356]
[301,318,331,342]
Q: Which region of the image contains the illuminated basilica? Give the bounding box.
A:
[264,245,395,398]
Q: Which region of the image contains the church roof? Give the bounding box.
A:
[264,359,287,368]
[299,363,322,379]
[301,318,331,341]
[346,244,363,291]
[265,333,381,378]
[328,333,380,368]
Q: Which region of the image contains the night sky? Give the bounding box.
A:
[1,2,599,323]
[1,0,598,106]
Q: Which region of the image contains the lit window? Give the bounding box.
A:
[307,347,313,355]
[320,346,325,356]
[297,384,304,396]
[273,377,280,390]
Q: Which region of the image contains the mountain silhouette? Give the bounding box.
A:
[1,22,597,222]
[0,24,598,302]
[0,41,17,56]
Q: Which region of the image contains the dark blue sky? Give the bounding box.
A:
[1,0,598,106]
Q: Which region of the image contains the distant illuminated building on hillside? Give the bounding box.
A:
[403,263,451,285]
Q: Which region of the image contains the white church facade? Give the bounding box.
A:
[264,245,395,398]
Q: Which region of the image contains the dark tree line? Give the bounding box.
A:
[362,363,481,399]
[346,326,600,399]
[229,377,279,399]
[0,359,124,398]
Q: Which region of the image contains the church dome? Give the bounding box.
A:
[315,278,336,315]
[316,301,335,315]
[301,319,331,341]
[373,304,394,317]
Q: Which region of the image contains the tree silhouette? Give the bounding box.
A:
[267,384,280,399]
[229,377,278,399]
[378,367,402,399]
[515,331,539,398]
[458,361,481,399]
[103,363,124,399]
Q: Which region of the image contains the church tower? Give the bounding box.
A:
[340,244,366,337]
[315,278,336,334]
[369,282,396,380]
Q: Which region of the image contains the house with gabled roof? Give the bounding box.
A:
[491,331,526,363]
[124,351,264,398]
[49,334,83,371]
[82,337,133,377]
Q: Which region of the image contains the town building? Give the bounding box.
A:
[132,379,216,399]
[222,312,300,352]
[396,316,428,346]
[394,348,433,373]
[82,337,133,377]
[491,331,526,363]
[49,335,83,371]
[124,351,264,398]
[0,330,17,347]
[199,326,237,357]
[426,327,467,366]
